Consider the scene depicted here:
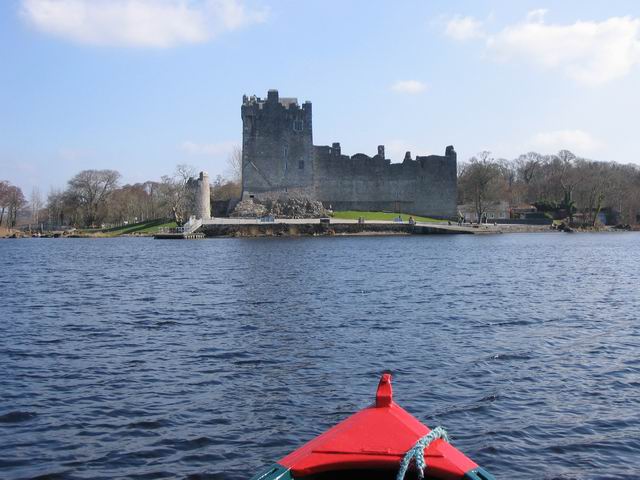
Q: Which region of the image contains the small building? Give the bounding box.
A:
[510,204,537,219]
[457,201,509,223]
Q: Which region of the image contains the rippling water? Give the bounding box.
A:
[1,233,640,480]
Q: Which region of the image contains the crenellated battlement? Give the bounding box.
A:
[313,144,456,176]
[241,89,312,133]
[242,89,311,114]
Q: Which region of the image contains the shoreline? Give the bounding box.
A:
[2,221,635,239]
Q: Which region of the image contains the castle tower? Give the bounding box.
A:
[196,171,211,219]
[241,89,314,198]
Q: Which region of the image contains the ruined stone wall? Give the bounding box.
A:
[313,146,457,218]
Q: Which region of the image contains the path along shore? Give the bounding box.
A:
[2,219,632,239]
[155,218,566,239]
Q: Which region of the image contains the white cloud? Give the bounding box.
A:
[489,14,640,86]
[391,80,428,94]
[445,15,485,41]
[181,140,237,156]
[529,129,603,155]
[447,11,640,86]
[20,0,268,48]
[525,9,547,24]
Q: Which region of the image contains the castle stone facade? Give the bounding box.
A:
[241,90,457,218]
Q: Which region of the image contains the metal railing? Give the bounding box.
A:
[159,216,203,234]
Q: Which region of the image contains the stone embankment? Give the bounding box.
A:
[196,219,633,238]
[199,219,478,237]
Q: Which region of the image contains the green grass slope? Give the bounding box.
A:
[99,219,177,236]
[331,211,443,223]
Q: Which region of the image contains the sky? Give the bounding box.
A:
[2,0,640,194]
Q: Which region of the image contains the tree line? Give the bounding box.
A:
[3,147,640,229]
[0,163,241,230]
[0,181,28,228]
[458,150,640,225]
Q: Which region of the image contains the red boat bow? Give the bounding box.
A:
[250,374,495,480]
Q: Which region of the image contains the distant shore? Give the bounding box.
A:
[2,219,635,239]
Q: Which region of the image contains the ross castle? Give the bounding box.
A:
[240,89,457,218]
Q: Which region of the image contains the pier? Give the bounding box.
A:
[154,217,205,239]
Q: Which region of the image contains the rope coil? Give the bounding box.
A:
[396,426,450,480]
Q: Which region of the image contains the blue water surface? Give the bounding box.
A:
[1,233,639,480]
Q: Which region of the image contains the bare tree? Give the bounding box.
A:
[458,151,503,223]
[30,187,43,225]
[516,152,544,185]
[496,158,518,204]
[557,150,577,198]
[158,164,196,225]
[211,174,242,201]
[0,180,9,227]
[609,164,640,224]
[573,159,615,226]
[514,152,547,203]
[6,185,27,228]
[67,169,121,226]
[143,181,162,220]
[226,146,242,183]
[46,188,65,227]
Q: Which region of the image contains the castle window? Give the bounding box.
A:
[299,160,304,170]
[293,119,304,132]
[284,145,289,172]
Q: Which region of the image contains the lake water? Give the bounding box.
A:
[1,233,639,480]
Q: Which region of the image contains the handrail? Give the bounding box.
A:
[158,216,202,235]
[181,217,202,234]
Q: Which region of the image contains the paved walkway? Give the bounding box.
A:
[201,217,500,234]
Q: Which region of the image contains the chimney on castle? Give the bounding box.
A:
[332,142,341,157]
[377,145,385,159]
[267,89,279,103]
[404,151,412,162]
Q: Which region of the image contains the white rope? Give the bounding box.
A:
[396,427,450,480]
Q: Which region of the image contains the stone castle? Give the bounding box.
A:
[240,89,457,218]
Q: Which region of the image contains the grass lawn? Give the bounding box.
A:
[87,219,177,236]
[331,211,443,223]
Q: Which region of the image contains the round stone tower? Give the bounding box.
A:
[196,171,211,219]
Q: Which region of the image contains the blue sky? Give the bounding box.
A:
[2,0,640,194]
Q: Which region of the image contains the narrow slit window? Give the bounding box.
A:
[284,145,289,172]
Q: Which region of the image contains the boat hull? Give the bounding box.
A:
[249,374,496,480]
